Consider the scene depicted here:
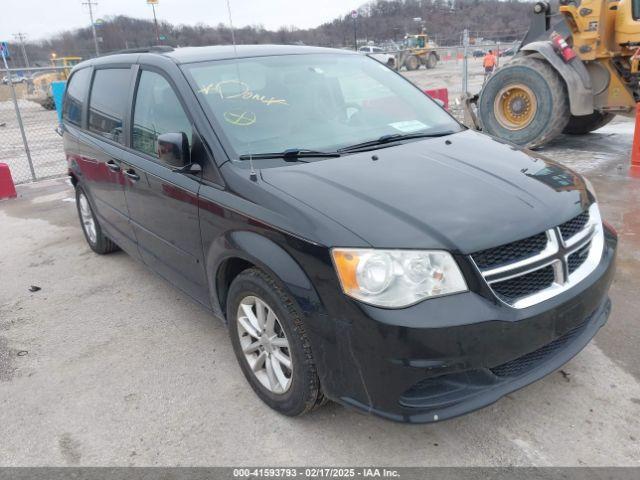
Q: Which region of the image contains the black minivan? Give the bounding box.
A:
[63,45,617,423]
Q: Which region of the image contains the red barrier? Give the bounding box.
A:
[424,88,449,110]
[631,103,640,178]
[0,163,17,200]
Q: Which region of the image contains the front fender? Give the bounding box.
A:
[206,230,325,321]
[520,41,593,116]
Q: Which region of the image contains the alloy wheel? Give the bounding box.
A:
[78,192,97,245]
[236,295,293,394]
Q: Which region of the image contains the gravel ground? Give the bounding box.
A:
[0,59,639,467]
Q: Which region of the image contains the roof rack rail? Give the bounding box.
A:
[112,45,174,55]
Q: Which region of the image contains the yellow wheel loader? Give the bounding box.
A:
[399,34,440,70]
[468,0,640,148]
[29,56,81,110]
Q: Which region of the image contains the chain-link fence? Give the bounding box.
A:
[384,41,519,121]
[0,66,67,184]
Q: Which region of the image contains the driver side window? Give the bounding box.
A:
[132,70,193,162]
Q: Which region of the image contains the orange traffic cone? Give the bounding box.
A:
[630,103,640,177]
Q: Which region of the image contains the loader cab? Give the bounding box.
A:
[405,35,427,49]
[615,0,640,46]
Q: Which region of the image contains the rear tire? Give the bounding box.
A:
[478,56,570,148]
[75,186,119,254]
[227,268,326,417]
[563,112,615,134]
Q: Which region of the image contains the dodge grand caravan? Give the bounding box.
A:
[62,45,617,423]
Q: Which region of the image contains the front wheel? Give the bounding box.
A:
[227,268,326,416]
[478,56,569,148]
[405,55,419,71]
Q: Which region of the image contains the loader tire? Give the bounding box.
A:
[478,56,569,148]
[405,55,419,71]
[426,52,437,69]
[563,112,615,135]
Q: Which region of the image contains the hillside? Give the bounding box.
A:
[14,0,535,66]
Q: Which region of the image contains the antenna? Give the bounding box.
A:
[226,0,254,181]
[226,0,238,58]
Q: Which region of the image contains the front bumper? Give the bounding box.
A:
[307,227,617,423]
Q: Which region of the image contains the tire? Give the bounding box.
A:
[227,268,326,417]
[386,58,395,69]
[75,186,119,254]
[426,52,437,69]
[563,112,615,135]
[405,55,419,71]
[478,56,570,148]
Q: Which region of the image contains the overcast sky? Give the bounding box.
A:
[1,0,366,41]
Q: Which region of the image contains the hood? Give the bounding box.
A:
[260,130,592,253]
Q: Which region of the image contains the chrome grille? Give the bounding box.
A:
[568,242,591,274]
[560,211,590,241]
[491,265,555,304]
[471,232,547,270]
[471,204,604,309]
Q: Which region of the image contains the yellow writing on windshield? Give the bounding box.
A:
[224,111,257,126]
[199,80,288,107]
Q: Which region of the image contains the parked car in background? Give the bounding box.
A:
[1,74,26,85]
[63,45,617,424]
[358,45,396,68]
[472,49,486,58]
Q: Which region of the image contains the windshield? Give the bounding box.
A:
[183,53,460,158]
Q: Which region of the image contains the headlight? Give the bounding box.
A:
[331,248,467,308]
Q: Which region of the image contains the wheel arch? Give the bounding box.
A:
[519,41,593,116]
[207,231,325,322]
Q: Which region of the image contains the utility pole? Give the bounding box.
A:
[148,0,161,44]
[351,10,358,51]
[82,0,100,56]
[12,33,30,68]
[462,28,469,95]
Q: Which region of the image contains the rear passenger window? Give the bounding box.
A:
[63,68,91,127]
[88,68,131,143]
[132,70,193,161]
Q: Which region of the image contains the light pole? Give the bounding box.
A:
[147,0,161,44]
[351,10,358,51]
[82,1,100,56]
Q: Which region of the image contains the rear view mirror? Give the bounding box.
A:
[157,132,190,168]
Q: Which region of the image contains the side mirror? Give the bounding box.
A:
[157,132,190,168]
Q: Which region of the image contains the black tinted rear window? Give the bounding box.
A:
[62,68,91,127]
[88,68,131,143]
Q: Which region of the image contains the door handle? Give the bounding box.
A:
[123,169,140,181]
[106,160,120,172]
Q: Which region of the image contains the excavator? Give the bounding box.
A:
[464,0,640,148]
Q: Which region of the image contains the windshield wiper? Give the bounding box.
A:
[338,130,457,153]
[239,148,341,162]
